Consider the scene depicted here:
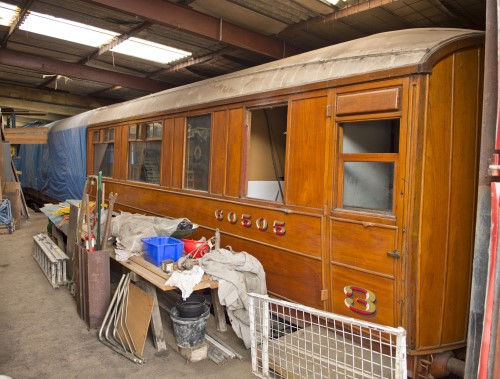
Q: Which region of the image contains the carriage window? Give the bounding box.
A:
[185,114,211,191]
[247,105,287,202]
[92,127,114,177]
[340,119,399,213]
[128,121,162,185]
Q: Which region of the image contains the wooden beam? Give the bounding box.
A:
[85,0,303,58]
[3,127,49,144]
[1,83,114,110]
[0,48,171,93]
[13,117,53,128]
[0,97,86,116]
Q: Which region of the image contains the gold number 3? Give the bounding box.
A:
[344,285,377,316]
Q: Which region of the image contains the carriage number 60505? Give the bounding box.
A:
[214,209,286,236]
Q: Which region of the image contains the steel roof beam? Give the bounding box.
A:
[0,49,171,93]
[282,0,397,33]
[85,0,303,59]
[0,0,34,48]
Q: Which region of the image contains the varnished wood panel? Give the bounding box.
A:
[330,219,396,277]
[171,117,185,189]
[330,265,395,326]
[3,127,48,144]
[116,125,128,180]
[161,118,174,187]
[223,234,324,309]
[210,111,227,195]
[336,87,401,116]
[418,55,453,349]
[286,96,328,208]
[225,108,244,197]
[101,181,322,258]
[441,48,481,344]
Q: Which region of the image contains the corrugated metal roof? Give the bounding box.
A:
[0,0,486,127]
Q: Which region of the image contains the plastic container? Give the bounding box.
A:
[177,294,207,318]
[181,238,210,258]
[170,305,210,348]
[141,236,184,266]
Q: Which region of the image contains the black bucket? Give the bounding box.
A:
[177,294,207,318]
[170,305,210,348]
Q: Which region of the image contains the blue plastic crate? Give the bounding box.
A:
[142,236,184,266]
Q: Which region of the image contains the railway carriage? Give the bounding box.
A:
[83,27,484,364]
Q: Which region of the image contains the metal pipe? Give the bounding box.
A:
[447,357,465,378]
[96,171,102,250]
[465,0,498,377]
[205,331,244,360]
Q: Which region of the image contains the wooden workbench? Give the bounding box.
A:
[110,252,227,353]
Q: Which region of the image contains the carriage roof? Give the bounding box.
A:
[88,28,483,126]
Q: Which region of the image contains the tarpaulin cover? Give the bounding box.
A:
[17,110,94,201]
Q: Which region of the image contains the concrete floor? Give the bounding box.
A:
[0,212,257,379]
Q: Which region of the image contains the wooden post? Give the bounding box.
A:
[3,181,22,229]
[211,288,227,332]
[66,204,79,280]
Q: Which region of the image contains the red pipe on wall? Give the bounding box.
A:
[478,183,500,378]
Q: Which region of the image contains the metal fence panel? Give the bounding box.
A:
[249,293,406,379]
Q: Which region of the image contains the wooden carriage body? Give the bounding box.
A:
[86,28,484,355]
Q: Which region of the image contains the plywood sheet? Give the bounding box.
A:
[117,282,154,357]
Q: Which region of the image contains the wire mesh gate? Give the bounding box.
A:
[248,293,407,379]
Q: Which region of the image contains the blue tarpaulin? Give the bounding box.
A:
[17,110,94,202]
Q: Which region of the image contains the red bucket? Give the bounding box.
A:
[181,239,210,258]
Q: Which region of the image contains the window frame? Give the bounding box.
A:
[335,117,401,217]
[91,126,115,177]
[244,102,289,203]
[126,120,163,185]
[183,113,212,192]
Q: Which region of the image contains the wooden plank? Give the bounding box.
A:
[210,110,227,195]
[211,287,227,332]
[3,181,22,229]
[116,282,155,357]
[287,96,327,208]
[0,142,6,182]
[171,117,184,189]
[66,204,79,280]
[130,255,171,280]
[418,54,453,348]
[3,127,49,144]
[129,255,214,286]
[225,108,244,197]
[336,87,401,115]
[442,48,481,344]
[127,257,215,291]
[119,258,168,289]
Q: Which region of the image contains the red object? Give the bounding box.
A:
[85,233,96,252]
[478,182,500,379]
[181,239,210,258]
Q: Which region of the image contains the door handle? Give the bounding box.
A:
[387,249,401,259]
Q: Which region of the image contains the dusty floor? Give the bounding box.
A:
[0,212,257,379]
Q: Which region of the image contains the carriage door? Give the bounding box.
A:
[329,85,407,327]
